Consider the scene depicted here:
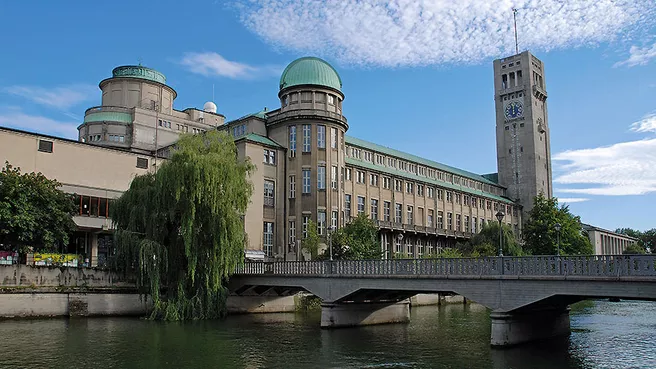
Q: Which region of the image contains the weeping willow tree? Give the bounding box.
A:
[111,130,254,320]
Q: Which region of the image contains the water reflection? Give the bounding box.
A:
[0,300,654,368]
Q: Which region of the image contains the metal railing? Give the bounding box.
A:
[84,106,133,115]
[235,255,656,278]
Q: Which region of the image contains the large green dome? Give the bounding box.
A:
[279,57,342,92]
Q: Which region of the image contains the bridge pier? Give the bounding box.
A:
[321,301,410,328]
[490,307,571,347]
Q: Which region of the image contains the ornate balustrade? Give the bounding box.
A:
[235,255,656,278]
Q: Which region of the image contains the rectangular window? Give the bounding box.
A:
[383,201,391,221]
[136,157,148,169]
[331,166,338,190]
[264,180,275,207]
[472,218,478,233]
[447,212,453,230]
[317,125,326,148]
[480,199,485,208]
[331,211,338,229]
[302,125,311,152]
[356,171,365,184]
[465,216,470,233]
[455,193,461,204]
[428,209,434,227]
[438,211,444,229]
[302,216,310,238]
[446,192,453,202]
[383,177,391,189]
[263,149,275,165]
[417,184,424,197]
[289,221,296,246]
[289,175,295,198]
[406,182,413,194]
[289,126,296,157]
[99,198,108,217]
[456,214,462,231]
[263,222,274,256]
[345,194,352,222]
[302,169,311,194]
[345,168,352,181]
[394,180,402,192]
[317,166,326,190]
[330,127,337,149]
[427,187,434,198]
[407,205,414,225]
[357,196,365,215]
[317,211,326,236]
[438,190,443,200]
[369,174,378,186]
[370,199,378,220]
[395,203,402,223]
[487,201,492,210]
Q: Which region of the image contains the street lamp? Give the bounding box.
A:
[396,233,404,258]
[554,223,562,256]
[495,211,505,257]
[327,226,335,261]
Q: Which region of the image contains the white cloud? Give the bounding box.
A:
[614,42,656,67]
[557,198,590,204]
[0,110,78,139]
[179,52,281,79]
[553,138,656,196]
[4,84,95,110]
[235,0,655,67]
[630,112,656,133]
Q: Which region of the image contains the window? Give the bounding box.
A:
[464,216,470,233]
[364,151,372,162]
[302,216,310,238]
[487,201,492,210]
[357,196,365,215]
[370,199,379,220]
[331,166,338,190]
[427,187,434,198]
[472,218,478,233]
[317,166,326,190]
[456,214,462,231]
[263,149,275,165]
[331,211,338,229]
[317,125,326,148]
[383,201,391,221]
[263,222,274,256]
[480,199,485,208]
[345,168,352,181]
[446,192,453,203]
[464,195,470,206]
[38,139,53,153]
[356,170,365,184]
[428,209,434,227]
[330,127,337,149]
[447,212,453,230]
[302,125,311,152]
[302,169,311,194]
[136,157,148,169]
[407,205,414,225]
[369,174,378,186]
[395,203,402,223]
[289,175,295,199]
[264,180,275,207]
[328,95,335,105]
[406,182,413,194]
[417,184,424,197]
[438,190,443,200]
[345,194,352,222]
[394,179,402,192]
[438,211,444,229]
[289,221,296,246]
[317,211,326,236]
[383,177,391,189]
[289,126,296,157]
[232,124,246,137]
[455,193,461,204]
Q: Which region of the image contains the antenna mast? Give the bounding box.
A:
[512,8,519,55]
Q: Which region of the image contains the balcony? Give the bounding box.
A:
[83,106,133,124]
[267,109,347,126]
[532,84,547,101]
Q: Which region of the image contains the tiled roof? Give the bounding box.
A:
[345,135,502,187]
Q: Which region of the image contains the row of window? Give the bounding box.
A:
[264,210,342,256]
[345,145,505,197]
[232,124,247,138]
[281,91,341,109]
[158,119,202,134]
[289,125,339,156]
[75,195,112,218]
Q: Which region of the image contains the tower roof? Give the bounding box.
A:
[279,57,342,92]
[112,65,166,84]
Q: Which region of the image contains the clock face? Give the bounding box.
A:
[504,101,524,119]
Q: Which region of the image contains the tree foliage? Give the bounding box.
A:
[0,162,76,252]
[616,228,655,253]
[111,131,254,321]
[322,214,382,260]
[622,243,646,255]
[522,194,593,255]
[421,247,464,259]
[458,222,523,256]
[301,219,321,259]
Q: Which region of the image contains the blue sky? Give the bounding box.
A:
[1,0,655,231]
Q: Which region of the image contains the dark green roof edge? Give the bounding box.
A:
[236,133,284,149]
[225,109,268,125]
[345,157,515,204]
[345,135,502,187]
[482,173,499,183]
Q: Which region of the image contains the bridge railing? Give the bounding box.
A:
[235,255,656,278]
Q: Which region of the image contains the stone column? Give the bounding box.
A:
[90,233,99,267]
[490,307,571,347]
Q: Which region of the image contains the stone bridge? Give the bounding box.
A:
[230,255,656,346]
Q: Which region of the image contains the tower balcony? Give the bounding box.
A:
[83,106,133,124]
[532,84,547,101]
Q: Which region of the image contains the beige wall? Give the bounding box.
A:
[587,229,637,255]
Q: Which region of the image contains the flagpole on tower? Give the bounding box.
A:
[512,8,519,55]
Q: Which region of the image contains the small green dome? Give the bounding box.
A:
[112,65,166,84]
[279,57,342,92]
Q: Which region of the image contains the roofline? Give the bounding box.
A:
[278,83,344,99]
[581,223,639,241]
[235,133,285,150]
[99,76,178,100]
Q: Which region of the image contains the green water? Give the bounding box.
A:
[0,300,654,368]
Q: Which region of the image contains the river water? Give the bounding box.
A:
[0,300,654,368]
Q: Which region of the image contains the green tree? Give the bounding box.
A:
[422,247,464,258]
[463,222,522,256]
[111,131,254,321]
[301,219,321,259]
[0,162,76,253]
[622,243,646,255]
[322,214,382,260]
[522,194,593,255]
[616,228,655,253]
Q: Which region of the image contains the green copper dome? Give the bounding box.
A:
[279,57,342,92]
[112,65,166,84]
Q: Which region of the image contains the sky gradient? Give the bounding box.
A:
[0,0,655,231]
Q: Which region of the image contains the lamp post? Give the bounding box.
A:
[495,211,505,257]
[396,233,404,258]
[554,223,562,256]
[328,226,335,261]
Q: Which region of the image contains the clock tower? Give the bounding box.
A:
[494,50,552,215]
